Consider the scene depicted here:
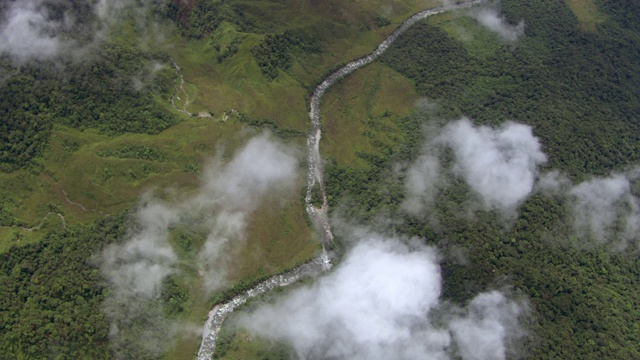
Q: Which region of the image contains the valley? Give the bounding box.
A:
[1,0,640,359]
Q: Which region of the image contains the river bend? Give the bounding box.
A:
[196,2,480,358]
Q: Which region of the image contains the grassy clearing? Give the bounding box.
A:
[431,12,504,60]
[164,0,447,135]
[0,115,319,358]
[0,116,305,249]
[565,0,606,32]
[168,28,310,133]
[321,62,420,168]
[43,121,229,212]
[212,329,290,360]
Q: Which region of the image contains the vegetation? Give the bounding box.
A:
[2,0,640,359]
[251,30,323,80]
[169,0,257,39]
[213,328,293,360]
[234,111,306,138]
[0,215,125,358]
[0,44,177,172]
[96,144,168,161]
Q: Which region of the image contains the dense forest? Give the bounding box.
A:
[322,0,640,358]
[381,0,640,179]
[0,45,177,172]
[0,0,179,172]
[1,0,640,359]
[0,215,124,358]
[251,30,322,80]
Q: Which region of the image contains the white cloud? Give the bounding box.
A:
[440,118,546,215]
[471,8,525,42]
[405,117,640,249]
[239,233,527,360]
[450,291,525,360]
[568,174,640,249]
[197,133,299,291]
[536,170,571,194]
[202,133,299,210]
[403,119,547,217]
[0,0,64,61]
[101,133,300,296]
[101,197,179,299]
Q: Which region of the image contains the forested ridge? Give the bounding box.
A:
[381,0,640,179]
[0,45,177,172]
[322,0,640,358]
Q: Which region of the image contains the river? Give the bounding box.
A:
[196,1,481,358]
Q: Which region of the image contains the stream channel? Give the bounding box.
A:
[195,2,480,358]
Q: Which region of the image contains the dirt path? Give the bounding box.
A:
[170,58,194,116]
[1,173,111,234]
[43,174,109,216]
[19,212,67,232]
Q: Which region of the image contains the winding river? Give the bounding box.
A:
[196,2,480,358]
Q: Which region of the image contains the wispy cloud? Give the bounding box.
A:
[405,116,640,249]
[197,134,300,291]
[99,196,180,358]
[450,291,525,360]
[0,0,163,63]
[101,196,179,300]
[537,169,640,249]
[98,133,300,355]
[441,119,546,215]
[471,7,525,42]
[0,0,67,62]
[567,173,640,249]
[403,152,441,216]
